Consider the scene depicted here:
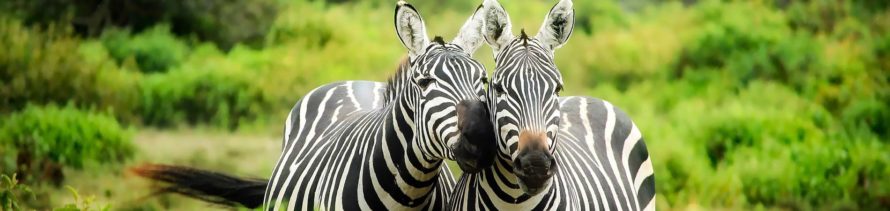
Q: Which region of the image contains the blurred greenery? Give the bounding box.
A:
[0,105,134,186]
[0,0,888,210]
[1,174,33,210]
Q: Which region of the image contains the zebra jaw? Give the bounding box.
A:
[516,173,553,196]
[451,99,498,173]
[512,145,557,195]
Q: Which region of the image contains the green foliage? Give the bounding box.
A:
[100,25,189,73]
[1,0,889,209]
[1,176,112,211]
[1,174,34,211]
[0,105,134,183]
[138,45,276,129]
[0,0,278,50]
[175,0,279,50]
[673,1,817,86]
[54,186,110,211]
[0,17,139,118]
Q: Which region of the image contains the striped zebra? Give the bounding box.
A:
[132,1,497,210]
[449,0,656,210]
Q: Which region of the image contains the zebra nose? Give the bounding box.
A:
[514,149,556,178]
[513,135,557,195]
[454,100,497,172]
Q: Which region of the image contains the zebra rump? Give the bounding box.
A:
[130,164,267,209]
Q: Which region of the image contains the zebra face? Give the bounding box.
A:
[395,1,497,173]
[481,0,575,195]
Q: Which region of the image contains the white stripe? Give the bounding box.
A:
[276,87,339,210]
[642,195,656,211]
[634,158,653,191]
[603,101,634,210]
[267,87,318,208]
[579,99,611,210]
[621,123,643,204]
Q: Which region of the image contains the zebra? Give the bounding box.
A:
[132,1,497,210]
[448,0,656,210]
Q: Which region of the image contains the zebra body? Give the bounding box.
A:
[450,0,655,210]
[264,78,456,210]
[130,2,497,210]
[452,97,655,210]
[264,2,495,210]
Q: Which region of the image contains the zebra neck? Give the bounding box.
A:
[492,156,526,195]
[384,57,440,171]
[368,60,444,207]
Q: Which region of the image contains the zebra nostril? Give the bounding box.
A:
[515,150,555,177]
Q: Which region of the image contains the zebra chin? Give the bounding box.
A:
[513,155,556,195]
[513,137,557,196]
[452,99,498,173]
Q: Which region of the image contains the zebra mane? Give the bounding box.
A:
[384,56,413,103]
[519,28,529,47]
[432,36,446,45]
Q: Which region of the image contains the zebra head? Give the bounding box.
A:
[395,1,497,173]
[481,0,574,195]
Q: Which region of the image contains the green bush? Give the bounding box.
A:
[0,105,134,184]
[0,17,138,118]
[175,0,279,50]
[100,25,189,73]
[1,174,33,210]
[0,0,278,50]
[672,1,827,86]
[139,45,274,129]
[1,0,888,209]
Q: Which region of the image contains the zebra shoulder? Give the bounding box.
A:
[560,96,655,209]
[557,96,649,178]
[558,96,639,139]
[281,81,387,148]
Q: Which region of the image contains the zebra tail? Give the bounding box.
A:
[130,164,267,209]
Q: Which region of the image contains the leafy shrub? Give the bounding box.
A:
[638,82,890,209]
[673,1,824,86]
[841,99,890,139]
[1,175,112,211]
[558,2,692,90]
[175,0,278,50]
[266,1,337,49]
[0,17,138,118]
[783,0,890,35]
[100,25,189,73]
[139,46,274,129]
[1,174,33,210]
[55,186,111,211]
[0,105,134,184]
[1,0,278,50]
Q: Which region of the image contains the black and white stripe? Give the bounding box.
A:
[264,2,494,210]
[450,0,656,210]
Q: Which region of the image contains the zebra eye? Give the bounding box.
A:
[492,83,505,96]
[417,77,435,90]
[481,77,489,85]
[555,84,564,96]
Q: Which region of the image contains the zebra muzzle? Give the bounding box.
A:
[453,99,497,173]
[513,134,557,195]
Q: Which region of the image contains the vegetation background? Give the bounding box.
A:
[1,0,888,210]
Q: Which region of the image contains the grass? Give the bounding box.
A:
[39,130,462,210]
[36,130,279,210]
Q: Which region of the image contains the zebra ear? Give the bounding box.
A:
[395,1,430,59]
[451,4,486,55]
[481,0,514,54]
[535,0,575,52]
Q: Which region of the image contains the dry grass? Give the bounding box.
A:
[38,130,279,210]
[39,130,463,210]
